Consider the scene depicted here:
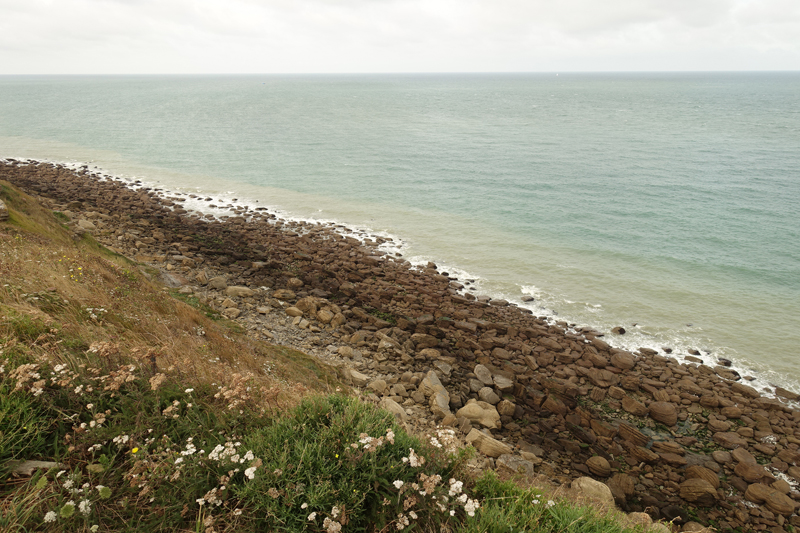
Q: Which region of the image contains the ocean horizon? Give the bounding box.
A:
[1,72,798,394]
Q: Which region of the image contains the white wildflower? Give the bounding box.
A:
[393,480,404,489]
[79,499,92,516]
[308,512,317,521]
[44,511,57,523]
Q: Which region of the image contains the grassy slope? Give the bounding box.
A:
[0,181,647,533]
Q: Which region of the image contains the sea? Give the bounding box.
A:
[1,73,798,395]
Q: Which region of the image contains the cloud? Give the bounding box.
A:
[0,0,797,73]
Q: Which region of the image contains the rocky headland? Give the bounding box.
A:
[3,158,800,532]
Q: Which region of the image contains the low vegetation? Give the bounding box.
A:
[0,181,643,532]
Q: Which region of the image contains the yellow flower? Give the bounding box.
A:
[335,454,339,458]
[131,447,139,454]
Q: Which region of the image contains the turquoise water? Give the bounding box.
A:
[1,73,799,391]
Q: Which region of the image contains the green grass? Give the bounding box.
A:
[463,472,639,533]
[236,394,466,532]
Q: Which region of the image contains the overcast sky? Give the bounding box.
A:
[1,0,798,74]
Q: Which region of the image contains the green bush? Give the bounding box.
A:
[460,471,636,533]
[235,395,471,532]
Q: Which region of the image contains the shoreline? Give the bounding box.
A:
[2,154,793,397]
[4,158,800,531]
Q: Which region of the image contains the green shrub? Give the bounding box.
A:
[235,395,473,532]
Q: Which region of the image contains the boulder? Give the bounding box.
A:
[316,309,334,324]
[285,307,304,317]
[222,308,241,319]
[208,276,228,290]
[456,400,500,429]
[419,371,447,398]
[0,198,8,221]
[429,391,452,419]
[465,428,512,458]
[712,432,748,449]
[287,277,304,288]
[586,456,611,477]
[679,479,717,506]
[685,465,720,489]
[380,398,407,422]
[570,477,615,508]
[497,400,516,417]
[649,401,678,426]
[77,219,96,231]
[478,387,501,405]
[622,397,648,417]
[225,285,255,298]
[496,454,535,478]
[473,364,494,386]
[610,351,635,370]
[368,379,387,394]
[272,289,296,300]
[493,374,514,393]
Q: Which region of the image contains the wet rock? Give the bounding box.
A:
[611,326,626,335]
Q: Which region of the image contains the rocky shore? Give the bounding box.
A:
[4,158,800,532]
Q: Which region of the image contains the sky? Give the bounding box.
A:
[0,0,798,74]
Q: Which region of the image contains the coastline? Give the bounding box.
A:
[3,154,794,397]
[5,158,800,530]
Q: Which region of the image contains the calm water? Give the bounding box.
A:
[1,73,799,392]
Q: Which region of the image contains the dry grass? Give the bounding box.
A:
[0,180,340,413]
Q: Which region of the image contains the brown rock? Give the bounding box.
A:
[272,289,296,300]
[731,382,760,399]
[649,401,678,426]
[734,461,773,483]
[629,445,660,464]
[711,450,732,464]
[607,473,636,503]
[731,447,757,464]
[586,456,612,477]
[679,479,717,506]
[579,367,620,388]
[619,423,649,447]
[610,351,636,370]
[685,465,720,489]
[765,490,797,516]
[622,396,649,417]
[720,406,742,418]
[713,432,748,449]
[660,452,688,467]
